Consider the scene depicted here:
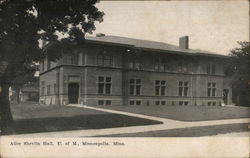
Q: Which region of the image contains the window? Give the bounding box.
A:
[47,85,50,95]
[130,100,135,105]
[65,54,78,65]
[106,100,112,106]
[129,58,141,70]
[207,63,216,74]
[161,101,166,106]
[41,81,45,86]
[155,101,160,106]
[129,79,141,95]
[41,81,45,96]
[98,76,112,94]
[208,102,216,106]
[155,101,165,106]
[53,83,56,94]
[207,82,216,97]
[97,53,113,67]
[154,57,165,71]
[155,80,166,96]
[179,101,188,106]
[177,60,188,73]
[98,100,104,106]
[136,101,141,106]
[178,81,188,96]
[98,100,112,106]
[41,87,45,96]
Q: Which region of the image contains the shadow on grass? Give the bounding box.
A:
[4,114,162,135]
[98,123,250,137]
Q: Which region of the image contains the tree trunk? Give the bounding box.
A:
[0,81,14,135]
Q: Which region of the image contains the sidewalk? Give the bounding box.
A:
[10,104,250,137]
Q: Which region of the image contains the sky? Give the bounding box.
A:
[92,0,249,55]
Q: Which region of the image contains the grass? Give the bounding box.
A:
[5,102,162,135]
[6,102,250,136]
[96,105,250,121]
[97,123,250,137]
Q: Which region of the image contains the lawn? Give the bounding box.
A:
[97,123,250,137]
[94,105,250,121]
[5,102,162,135]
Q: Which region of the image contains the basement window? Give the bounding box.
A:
[130,100,135,105]
[98,100,104,106]
[105,100,112,106]
[136,101,141,106]
[161,101,166,106]
[155,101,160,106]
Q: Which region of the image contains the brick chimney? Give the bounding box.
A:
[179,36,189,49]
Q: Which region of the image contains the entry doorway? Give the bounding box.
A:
[223,89,229,105]
[68,83,79,104]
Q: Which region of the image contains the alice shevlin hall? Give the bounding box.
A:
[39,35,233,106]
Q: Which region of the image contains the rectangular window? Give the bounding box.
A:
[65,54,78,65]
[41,87,45,96]
[136,101,141,106]
[98,76,112,94]
[104,55,112,66]
[41,81,45,96]
[154,58,160,70]
[177,60,188,73]
[41,81,45,85]
[155,57,165,71]
[179,101,188,106]
[105,100,111,106]
[54,83,56,94]
[98,100,112,106]
[155,80,166,96]
[129,58,141,70]
[130,100,135,105]
[47,60,51,70]
[161,101,166,106]
[178,81,188,96]
[47,85,50,95]
[97,55,104,66]
[129,78,141,95]
[97,54,113,67]
[207,63,216,74]
[155,101,160,106]
[207,82,216,97]
[98,100,104,106]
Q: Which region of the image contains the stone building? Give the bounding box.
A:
[39,35,232,106]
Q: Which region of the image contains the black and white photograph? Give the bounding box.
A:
[0,0,249,157]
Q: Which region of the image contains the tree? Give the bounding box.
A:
[11,66,38,104]
[226,41,250,106]
[0,0,104,134]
